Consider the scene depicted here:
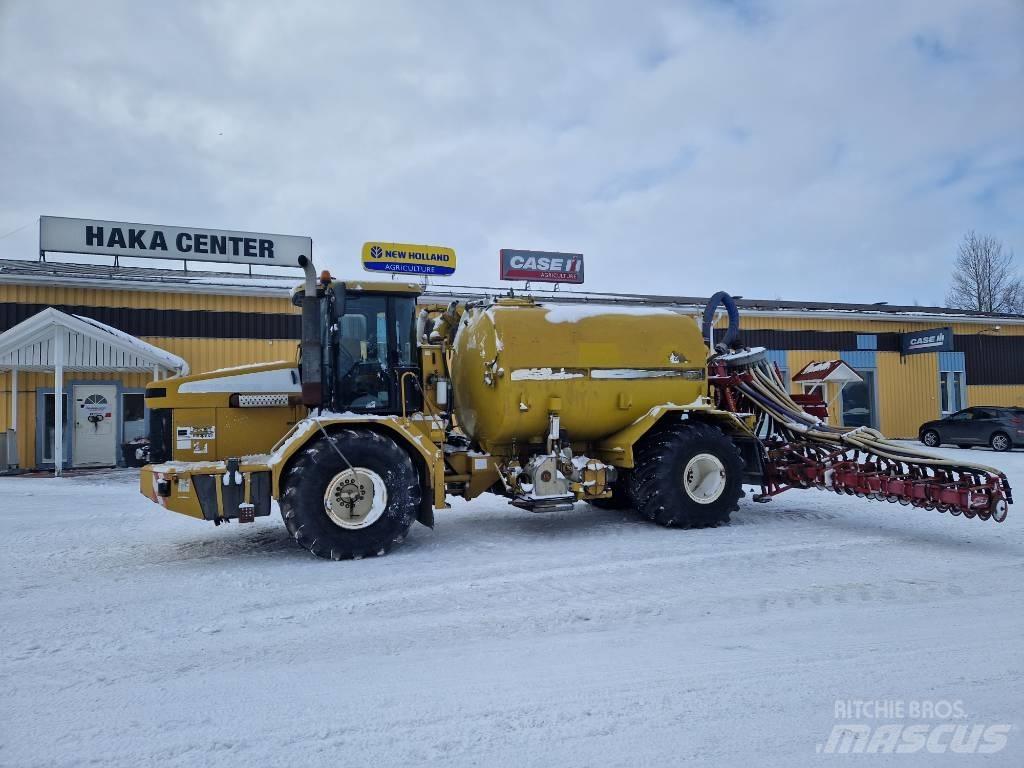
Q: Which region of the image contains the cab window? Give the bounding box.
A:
[336,294,390,410]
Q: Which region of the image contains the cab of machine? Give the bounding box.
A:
[293,277,426,416]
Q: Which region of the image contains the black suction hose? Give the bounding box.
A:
[702,291,741,350]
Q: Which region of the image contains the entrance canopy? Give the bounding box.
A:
[0,307,187,375]
[792,359,862,385]
[0,308,188,475]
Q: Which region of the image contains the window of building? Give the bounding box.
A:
[939,370,964,415]
[802,383,825,400]
[123,393,146,442]
[42,393,69,464]
[841,370,877,428]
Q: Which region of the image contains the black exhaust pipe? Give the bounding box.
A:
[297,254,323,408]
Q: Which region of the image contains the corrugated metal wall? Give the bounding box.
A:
[734,316,1024,437]
[0,283,293,314]
[141,337,296,373]
[967,385,1024,408]
[0,369,154,469]
[0,282,298,468]
[877,351,939,438]
[4,280,1024,466]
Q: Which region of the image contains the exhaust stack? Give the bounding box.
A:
[297,254,323,408]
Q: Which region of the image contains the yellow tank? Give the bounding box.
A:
[450,298,709,452]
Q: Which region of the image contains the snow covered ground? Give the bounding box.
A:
[2,443,1022,767]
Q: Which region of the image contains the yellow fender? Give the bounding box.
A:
[268,414,447,514]
[596,399,753,468]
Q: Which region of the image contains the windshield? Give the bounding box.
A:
[335,294,390,410]
[332,293,418,413]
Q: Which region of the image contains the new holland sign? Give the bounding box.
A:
[39,216,311,266]
[499,249,584,284]
[901,326,954,355]
[361,242,456,276]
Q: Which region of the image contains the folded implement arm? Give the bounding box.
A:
[709,351,1011,522]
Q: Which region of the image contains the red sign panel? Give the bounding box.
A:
[499,249,584,283]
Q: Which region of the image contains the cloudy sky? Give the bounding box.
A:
[1,1,1021,305]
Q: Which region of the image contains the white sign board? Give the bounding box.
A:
[40,216,311,266]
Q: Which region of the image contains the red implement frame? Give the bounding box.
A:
[708,360,1011,522]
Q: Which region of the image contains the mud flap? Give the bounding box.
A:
[731,435,766,486]
[417,483,435,528]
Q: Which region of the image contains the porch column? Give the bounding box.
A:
[9,367,16,432]
[54,331,64,478]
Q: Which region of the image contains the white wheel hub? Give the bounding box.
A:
[683,453,727,505]
[993,435,1009,451]
[324,468,388,529]
[991,497,1009,522]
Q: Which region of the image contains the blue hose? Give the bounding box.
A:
[702,291,740,349]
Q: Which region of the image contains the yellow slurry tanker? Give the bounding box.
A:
[140,257,1011,559]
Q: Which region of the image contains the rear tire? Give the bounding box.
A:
[990,432,1012,452]
[280,429,421,559]
[629,422,744,528]
[921,430,940,448]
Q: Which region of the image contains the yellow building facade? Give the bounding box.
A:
[0,261,299,470]
[2,258,1023,470]
[736,311,1024,438]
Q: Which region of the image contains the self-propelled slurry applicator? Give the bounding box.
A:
[139,260,1011,559]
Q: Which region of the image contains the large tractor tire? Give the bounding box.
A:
[629,422,744,528]
[280,429,421,560]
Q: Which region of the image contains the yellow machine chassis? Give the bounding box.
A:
[140,401,751,525]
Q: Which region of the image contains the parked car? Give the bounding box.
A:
[918,407,1024,452]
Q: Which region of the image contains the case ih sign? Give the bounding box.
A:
[901,326,954,356]
[500,249,584,284]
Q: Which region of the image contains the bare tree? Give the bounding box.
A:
[946,231,1023,314]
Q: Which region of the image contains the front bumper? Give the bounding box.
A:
[140,459,274,523]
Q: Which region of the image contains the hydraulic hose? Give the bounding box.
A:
[702,291,741,351]
[740,359,1004,476]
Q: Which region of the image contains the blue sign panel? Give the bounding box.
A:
[361,242,456,276]
[901,327,953,355]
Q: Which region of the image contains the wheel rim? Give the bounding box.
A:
[924,432,938,446]
[992,498,1008,522]
[323,468,388,529]
[993,435,1009,451]
[682,453,727,505]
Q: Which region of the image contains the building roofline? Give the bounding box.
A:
[2,258,1022,325]
[420,285,1024,326]
[0,258,298,298]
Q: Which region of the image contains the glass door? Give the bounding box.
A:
[841,370,876,429]
[940,370,964,415]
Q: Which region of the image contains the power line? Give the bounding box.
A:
[0,220,34,241]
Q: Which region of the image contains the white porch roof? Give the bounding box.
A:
[0,307,188,375]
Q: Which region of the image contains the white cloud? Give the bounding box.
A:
[1,0,1021,305]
